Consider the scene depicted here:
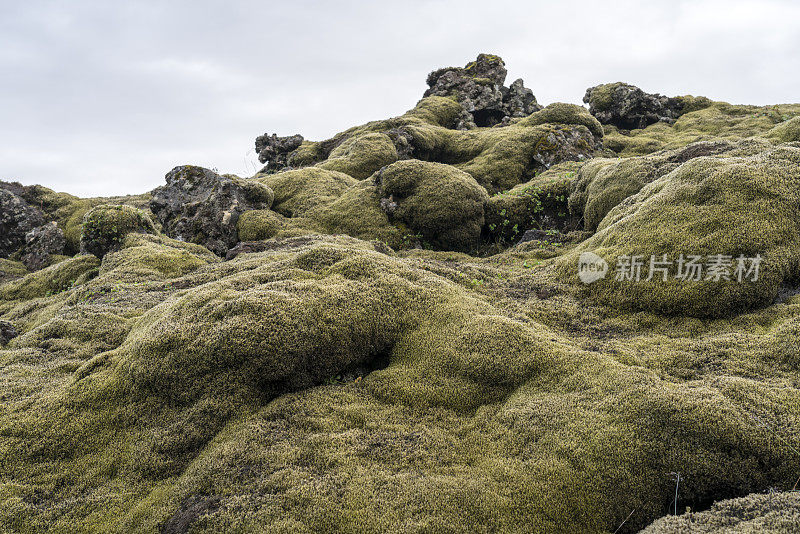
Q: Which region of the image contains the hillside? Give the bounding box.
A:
[1,54,799,533]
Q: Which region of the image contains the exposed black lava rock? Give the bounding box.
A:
[0,186,46,258]
[255,133,304,173]
[150,166,274,256]
[19,221,66,271]
[583,82,684,130]
[424,53,541,129]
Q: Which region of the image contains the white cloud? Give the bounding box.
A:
[1,0,798,196]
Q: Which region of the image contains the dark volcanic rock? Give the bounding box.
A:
[424,53,542,129]
[20,221,66,271]
[583,82,684,130]
[255,133,304,173]
[0,187,46,258]
[0,320,18,346]
[150,166,275,256]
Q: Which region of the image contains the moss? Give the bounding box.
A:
[2,233,800,532]
[765,115,800,143]
[560,144,800,316]
[642,491,800,533]
[376,160,489,251]
[604,101,800,156]
[98,233,219,282]
[0,259,28,283]
[316,133,398,180]
[255,167,357,217]
[519,102,604,138]
[80,204,157,258]
[585,82,623,111]
[236,209,285,241]
[0,254,100,301]
[485,162,579,242]
[277,96,596,195]
[13,184,152,254]
[298,180,405,248]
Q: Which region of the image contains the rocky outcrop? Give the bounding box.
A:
[0,320,18,345]
[424,53,541,129]
[150,166,275,256]
[19,222,66,271]
[255,133,304,173]
[583,82,683,130]
[0,186,46,258]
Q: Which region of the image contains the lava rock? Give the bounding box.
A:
[424,53,542,129]
[583,82,684,130]
[0,320,18,345]
[0,187,46,258]
[255,133,304,173]
[150,166,275,256]
[20,221,66,271]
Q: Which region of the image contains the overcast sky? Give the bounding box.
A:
[2,0,799,197]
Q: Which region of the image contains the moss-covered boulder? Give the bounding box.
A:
[376,160,489,251]
[642,491,800,533]
[316,132,398,180]
[568,140,737,231]
[236,209,285,241]
[80,204,156,258]
[583,82,692,129]
[255,167,357,217]
[560,143,800,316]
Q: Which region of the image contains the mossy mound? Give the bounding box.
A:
[316,132,398,180]
[604,101,800,156]
[0,259,28,283]
[80,204,157,258]
[236,209,285,241]
[255,167,357,217]
[560,143,800,316]
[518,102,604,138]
[569,140,738,231]
[642,491,800,533]
[376,160,489,251]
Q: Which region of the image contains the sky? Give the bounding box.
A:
[1,0,799,197]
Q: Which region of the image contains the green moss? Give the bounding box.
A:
[765,115,800,143]
[298,180,405,248]
[236,209,285,241]
[642,491,800,533]
[604,101,800,156]
[485,162,579,242]
[519,102,604,138]
[256,167,357,217]
[560,144,800,316]
[586,82,623,111]
[316,133,398,180]
[376,160,489,251]
[80,204,156,258]
[98,233,219,282]
[13,184,152,254]
[0,259,28,283]
[0,254,100,301]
